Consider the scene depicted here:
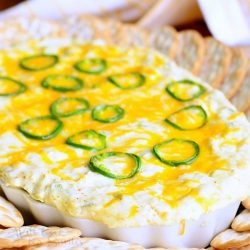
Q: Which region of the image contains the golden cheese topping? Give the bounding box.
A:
[0,41,249,228]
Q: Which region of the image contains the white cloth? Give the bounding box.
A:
[0,0,155,22]
[0,0,250,46]
[198,0,250,46]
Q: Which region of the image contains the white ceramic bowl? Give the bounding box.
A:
[0,181,240,248]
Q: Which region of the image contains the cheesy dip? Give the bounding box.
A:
[0,40,250,228]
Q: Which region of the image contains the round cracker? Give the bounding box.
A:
[59,15,111,43]
[231,61,250,112]
[0,225,81,249]
[148,26,178,59]
[211,229,250,249]
[149,249,205,250]
[198,37,232,88]
[242,196,250,210]
[220,48,248,99]
[0,196,23,228]
[0,16,65,49]
[24,237,144,250]
[246,108,250,121]
[232,209,250,232]
[117,24,149,47]
[175,30,205,75]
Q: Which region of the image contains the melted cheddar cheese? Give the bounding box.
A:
[0,40,250,228]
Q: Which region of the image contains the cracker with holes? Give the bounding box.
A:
[175,30,205,75]
[0,225,81,249]
[198,38,232,88]
[0,196,23,228]
[220,48,248,99]
[211,229,250,249]
[149,26,179,59]
[24,237,144,250]
[232,209,250,232]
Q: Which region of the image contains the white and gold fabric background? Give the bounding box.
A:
[0,0,250,46]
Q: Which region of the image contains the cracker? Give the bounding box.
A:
[230,61,250,112]
[58,15,95,42]
[60,15,149,47]
[149,248,205,250]
[175,30,205,74]
[24,237,144,250]
[0,196,23,228]
[0,225,81,249]
[232,209,250,232]
[98,18,125,45]
[148,26,178,59]
[211,229,250,249]
[198,37,232,88]
[246,108,250,121]
[220,48,248,99]
[59,15,111,43]
[242,196,250,210]
[90,17,115,43]
[0,16,65,49]
[230,246,250,250]
[117,24,149,48]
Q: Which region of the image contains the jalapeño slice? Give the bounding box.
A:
[166,79,206,102]
[18,116,63,140]
[74,58,107,74]
[0,77,27,96]
[20,54,58,71]
[108,72,145,89]
[50,97,89,117]
[92,104,124,123]
[89,152,141,179]
[153,138,200,166]
[66,130,106,151]
[165,105,207,130]
[42,75,83,92]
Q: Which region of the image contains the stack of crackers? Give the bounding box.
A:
[0,15,249,120]
[210,197,250,249]
[1,194,250,249]
[0,15,250,250]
